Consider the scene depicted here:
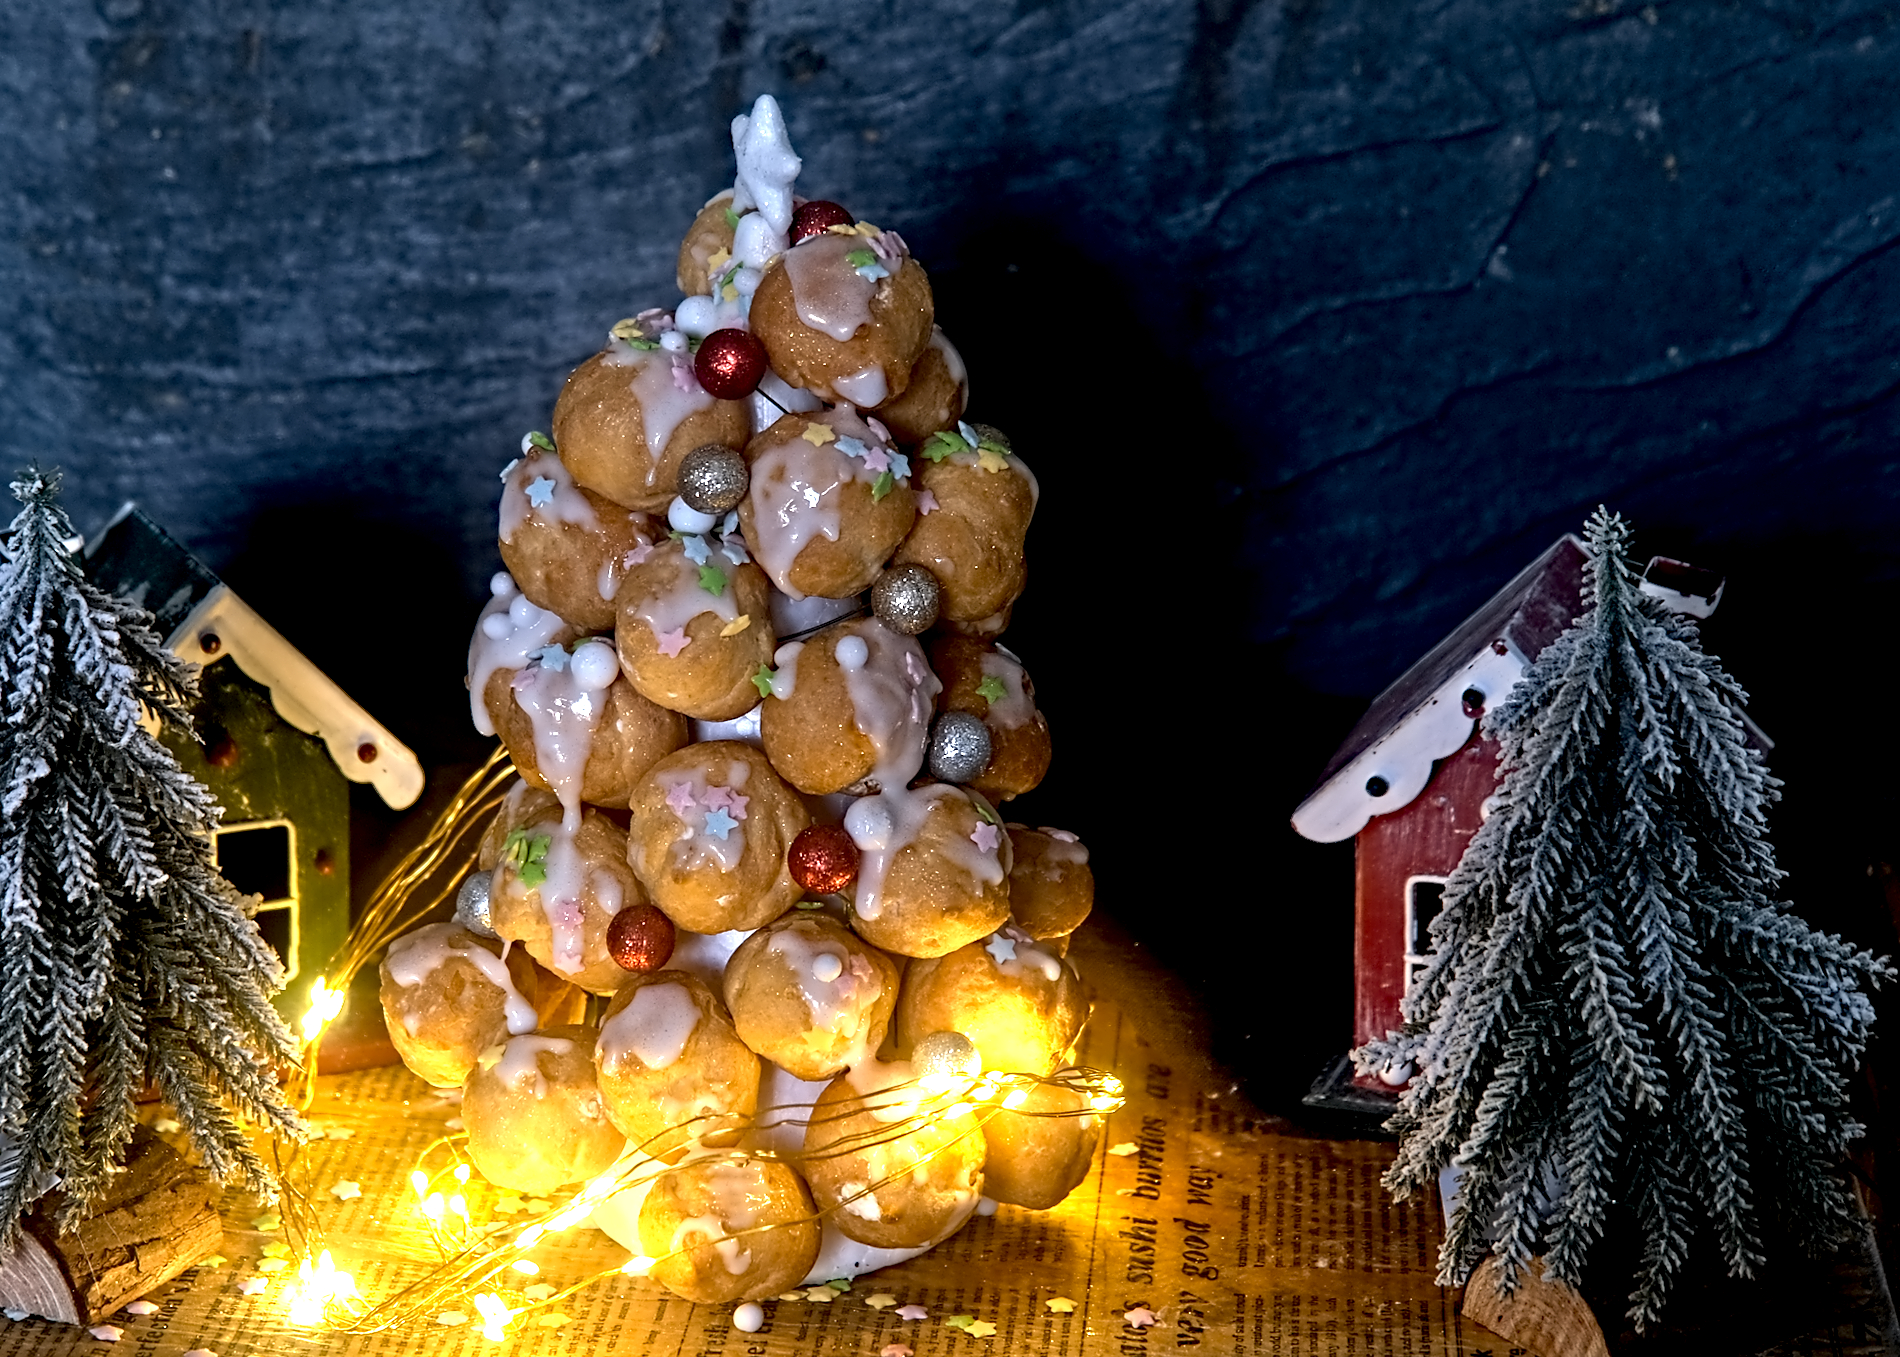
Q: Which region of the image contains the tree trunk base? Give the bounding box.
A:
[1463,1254,1610,1357]
[0,1126,222,1325]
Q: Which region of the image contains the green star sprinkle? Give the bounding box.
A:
[977,435,1011,457]
[944,1315,975,1331]
[698,564,729,596]
[975,675,1008,705]
[751,664,777,700]
[826,1278,852,1292]
[502,829,552,887]
[526,431,555,452]
[724,205,741,229]
[844,247,877,269]
[970,796,1001,827]
[871,470,896,502]
[923,430,967,463]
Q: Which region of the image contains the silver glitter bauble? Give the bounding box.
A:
[927,710,993,784]
[454,869,497,938]
[872,564,941,636]
[677,444,750,514]
[912,1030,981,1081]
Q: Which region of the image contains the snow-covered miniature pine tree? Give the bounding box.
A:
[1357,506,1889,1329]
[0,468,302,1232]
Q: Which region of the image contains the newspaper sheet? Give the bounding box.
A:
[0,928,1499,1357]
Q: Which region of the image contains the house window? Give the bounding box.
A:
[1404,876,1448,997]
[215,819,299,981]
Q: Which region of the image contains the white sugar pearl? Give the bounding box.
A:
[732,265,763,296]
[675,295,719,338]
[508,594,543,627]
[490,571,515,597]
[659,329,688,353]
[668,497,720,535]
[833,636,869,672]
[732,1302,765,1333]
[844,797,894,851]
[570,640,619,692]
[481,613,511,640]
[733,212,785,269]
[811,954,843,984]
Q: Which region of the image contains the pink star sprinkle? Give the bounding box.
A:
[1124,1306,1158,1329]
[623,541,653,567]
[970,822,1002,853]
[862,447,891,474]
[881,1347,914,1357]
[654,626,691,658]
[915,490,939,515]
[896,1304,928,1321]
[702,785,751,819]
[665,782,698,815]
[866,416,892,441]
[671,358,698,393]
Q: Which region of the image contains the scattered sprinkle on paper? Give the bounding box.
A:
[1046,1296,1077,1313]
[720,614,752,638]
[896,1304,928,1321]
[123,1301,158,1317]
[1108,1142,1139,1156]
[330,1180,362,1201]
[260,1242,292,1259]
[436,1312,467,1327]
[804,1287,834,1303]
[183,1349,217,1356]
[494,1196,526,1216]
[88,1325,123,1342]
[825,1277,851,1292]
[249,1212,281,1231]
[525,1198,554,1213]
[966,1320,998,1338]
[864,1293,897,1309]
[195,1255,227,1269]
[255,1259,288,1275]
[237,1279,268,1296]
[1124,1306,1159,1329]
[881,1347,913,1357]
[943,1314,975,1330]
[523,1283,555,1302]
[152,1118,181,1134]
[777,1293,805,1303]
[4,1308,30,1321]
[435,1088,465,1105]
[534,1314,570,1329]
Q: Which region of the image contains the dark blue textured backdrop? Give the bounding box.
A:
[5,0,1898,1097]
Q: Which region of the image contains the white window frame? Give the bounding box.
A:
[1403,874,1449,998]
[214,817,300,982]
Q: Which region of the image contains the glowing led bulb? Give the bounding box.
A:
[455,1164,472,1184]
[1002,1089,1029,1110]
[411,1169,430,1197]
[511,1259,540,1275]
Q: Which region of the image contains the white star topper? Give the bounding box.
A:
[731,94,801,236]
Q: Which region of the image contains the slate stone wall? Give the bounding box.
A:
[5,0,1897,1095]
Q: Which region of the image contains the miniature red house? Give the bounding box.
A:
[1292,535,1748,1111]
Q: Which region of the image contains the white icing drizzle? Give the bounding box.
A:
[386,923,537,1036]
[491,1034,575,1098]
[765,923,880,1042]
[597,522,655,603]
[836,620,940,792]
[745,408,897,599]
[769,642,802,699]
[673,1215,752,1276]
[991,923,1066,984]
[845,783,1002,923]
[501,808,626,975]
[833,365,888,407]
[511,653,607,832]
[842,1058,923,1125]
[498,449,599,545]
[977,650,1035,731]
[670,1159,770,1275]
[600,336,715,480]
[1033,827,1090,870]
[629,540,741,644]
[466,573,566,737]
[642,759,753,877]
[930,328,970,405]
[780,232,877,341]
[597,981,703,1074]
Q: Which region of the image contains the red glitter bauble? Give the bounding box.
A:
[607,903,677,972]
[694,329,770,400]
[790,199,854,245]
[788,824,861,895]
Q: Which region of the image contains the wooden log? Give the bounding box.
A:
[1462,1253,1610,1357]
[0,1126,222,1325]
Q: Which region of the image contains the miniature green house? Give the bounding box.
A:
[83,506,423,1022]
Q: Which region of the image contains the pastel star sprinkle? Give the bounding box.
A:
[720,613,752,637]
[624,541,654,567]
[534,1315,570,1329]
[975,675,1007,705]
[977,448,1010,473]
[261,1242,292,1259]
[971,822,1003,853]
[256,1259,287,1275]
[868,417,892,440]
[237,1278,268,1296]
[88,1326,123,1342]
[751,664,777,699]
[871,471,896,502]
[896,1304,928,1321]
[862,446,891,474]
[671,359,698,393]
[493,1195,526,1215]
[1108,1141,1139,1156]
[436,1311,468,1326]
[923,430,965,462]
[195,1256,228,1269]
[958,420,980,445]
[527,430,555,452]
[916,490,939,515]
[698,563,729,596]
[1124,1307,1159,1329]
[721,536,751,565]
[3,1308,29,1321]
[250,1212,281,1231]
[183,1350,217,1357]
[533,644,570,672]
[703,807,739,840]
[682,534,712,565]
[523,1283,556,1302]
[1046,1297,1078,1313]
[864,1294,898,1310]
[123,1302,159,1317]
[703,785,750,819]
[655,627,691,658]
[826,1278,852,1292]
[666,782,698,815]
[881,1347,913,1357]
[153,1117,181,1134]
[707,248,732,273]
[805,1287,835,1303]
[984,932,1018,964]
[966,1321,998,1338]
[330,1180,362,1201]
[526,476,557,508]
[889,451,911,480]
[835,436,868,458]
[801,422,837,446]
[943,1315,975,1331]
